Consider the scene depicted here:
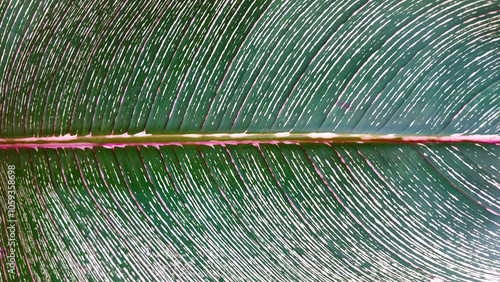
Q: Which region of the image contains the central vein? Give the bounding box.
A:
[0,133,498,148]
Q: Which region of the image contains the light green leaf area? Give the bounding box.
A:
[0,0,499,281]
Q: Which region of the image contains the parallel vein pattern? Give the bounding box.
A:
[0,0,499,281]
[0,0,498,138]
[1,143,499,281]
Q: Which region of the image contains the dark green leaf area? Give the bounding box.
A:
[1,143,498,281]
[1,0,499,138]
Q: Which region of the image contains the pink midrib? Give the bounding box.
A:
[0,133,499,148]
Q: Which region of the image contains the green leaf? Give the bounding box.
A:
[0,0,499,281]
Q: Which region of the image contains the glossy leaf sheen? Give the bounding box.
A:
[0,0,499,281]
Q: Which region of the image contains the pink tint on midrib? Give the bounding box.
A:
[0,133,499,149]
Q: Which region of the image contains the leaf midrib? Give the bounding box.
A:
[0,133,498,148]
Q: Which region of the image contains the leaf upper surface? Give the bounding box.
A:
[0,1,499,281]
